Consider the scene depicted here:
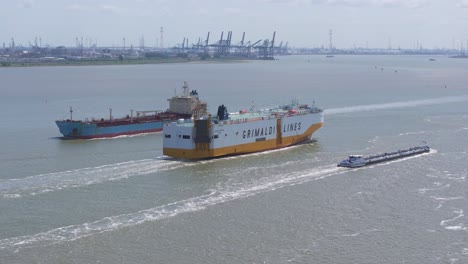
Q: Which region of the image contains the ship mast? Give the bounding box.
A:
[69,106,73,121]
[183,81,189,97]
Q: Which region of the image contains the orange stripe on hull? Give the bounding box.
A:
[163,122,323,159]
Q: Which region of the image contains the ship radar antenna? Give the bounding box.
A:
[249,101,255,112]
[291,98,298,106]
[182,81,189,97]
[69,106,73,121]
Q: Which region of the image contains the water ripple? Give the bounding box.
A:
[325,95,468,115]
[0,152,437,252]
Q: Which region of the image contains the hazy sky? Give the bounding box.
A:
[2,0,468,49]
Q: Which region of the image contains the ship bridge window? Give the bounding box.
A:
[182,135,191,139]
[213,135,219,139]
[164,134,171,138]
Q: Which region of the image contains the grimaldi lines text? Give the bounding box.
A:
[163,101,324,159]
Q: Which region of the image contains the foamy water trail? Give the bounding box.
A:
[87,132,161,140]
[0,145,309,199]
[0,165,345,251]
[440,209,467,232]
[431,196,465,210]
[0,157,189,199]
[324,96,468,115]
[0,151,436,251]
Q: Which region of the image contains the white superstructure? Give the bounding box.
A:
[167,81,207,116]
[163,100,324,159]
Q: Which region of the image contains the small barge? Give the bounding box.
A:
[337,145,430,168]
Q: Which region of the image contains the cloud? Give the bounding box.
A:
[325,0,369,6]
[224,7,243,14]
[457,0,468,7]
[160,6,174,16]
[263,0,311,5]
[197,8,209,15]
[264,0,430,8]
[20,0,34,8]
[379,0,429,8]
[65,4,92,13]
[99,5,118,14]
[264,0,304,3]
[65,4,120,14]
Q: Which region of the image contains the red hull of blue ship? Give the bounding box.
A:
[55,82,207,139]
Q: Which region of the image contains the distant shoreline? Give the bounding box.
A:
[0,56,250,68]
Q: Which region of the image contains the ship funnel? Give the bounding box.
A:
[217,104,229,120]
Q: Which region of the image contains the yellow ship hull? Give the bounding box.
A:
[163,122,323,159]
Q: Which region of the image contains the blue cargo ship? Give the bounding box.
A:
[55,82,207,139]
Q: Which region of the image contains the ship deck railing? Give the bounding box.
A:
[220,108,317,125]
[85,113,181,126]
[363,146,429,161]
[169,107,322,127]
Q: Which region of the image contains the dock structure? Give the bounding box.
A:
[0,31,289,65]
[175,31,286,59]
[255,31,276,60]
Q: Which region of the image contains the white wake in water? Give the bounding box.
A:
[0,165,345,251]
[0,150,436,251]
[324,95,468,115]
[0,144,311,199]
[87,132,161,140]
[440,209,468,232]
[0,157,189,199]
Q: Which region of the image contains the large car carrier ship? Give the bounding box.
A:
[163,99,324,159]
[55,82,207,139]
